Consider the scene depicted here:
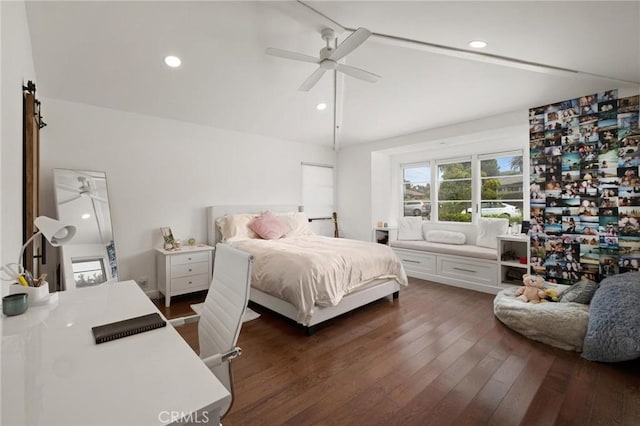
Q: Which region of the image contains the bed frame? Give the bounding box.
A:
[207,205,400,335]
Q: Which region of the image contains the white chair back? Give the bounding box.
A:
[198,243,253,418]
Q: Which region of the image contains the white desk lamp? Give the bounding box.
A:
[18,216,76,267]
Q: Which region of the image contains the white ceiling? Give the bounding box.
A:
[26,1,640,148]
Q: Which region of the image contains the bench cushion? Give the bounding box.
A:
[390,240,497,260]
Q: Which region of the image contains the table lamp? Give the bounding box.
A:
[18,216,76,266]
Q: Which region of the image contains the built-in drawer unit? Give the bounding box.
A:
[156,246,215,307]
[438,256,497,285]
[393,248,436,276]
[391,245,501,294]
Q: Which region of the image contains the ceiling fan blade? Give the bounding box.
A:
[59,194,82,205]
[298,67,327,91]
[329,27,371,62]
[336,63,380,83]
[265,48,319,64]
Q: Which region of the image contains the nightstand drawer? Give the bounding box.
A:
[171,261,209,278]
[171,274,210,292]
[170,251,209,266]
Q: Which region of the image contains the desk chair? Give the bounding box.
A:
[171,243,253,419]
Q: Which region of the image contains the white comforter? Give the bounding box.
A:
[230,236,408,324]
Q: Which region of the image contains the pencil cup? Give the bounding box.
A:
[10,283,49,306]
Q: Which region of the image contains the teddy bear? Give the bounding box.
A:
[515,274,546,303]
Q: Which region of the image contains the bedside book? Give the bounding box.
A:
[92,312,166,344]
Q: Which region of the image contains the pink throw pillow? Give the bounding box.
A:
[249,211,287,240]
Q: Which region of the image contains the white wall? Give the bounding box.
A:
[0,0,36,419]
[337,111,529,241]
[1,0,36,297]
[39,98,335,293]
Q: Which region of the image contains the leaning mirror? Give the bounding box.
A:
[53,169,118,289]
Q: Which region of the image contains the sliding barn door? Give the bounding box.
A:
[22,82,44,275]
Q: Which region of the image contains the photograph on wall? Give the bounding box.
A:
[529,90,640,284]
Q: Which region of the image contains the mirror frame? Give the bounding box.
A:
[53,168,118,290]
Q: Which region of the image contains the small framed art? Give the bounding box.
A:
[160,227,175,250]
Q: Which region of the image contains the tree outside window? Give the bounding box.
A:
[438,161,472,222]
[480,154,524,223]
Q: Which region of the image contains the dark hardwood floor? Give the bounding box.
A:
[154,278,640,425]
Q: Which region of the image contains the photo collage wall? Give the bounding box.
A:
[529,89,640,284]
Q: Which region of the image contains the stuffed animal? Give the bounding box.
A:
[515,274,546,303]
[544,288,560,302]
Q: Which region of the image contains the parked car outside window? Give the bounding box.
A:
[404,201,431,217]
[464,202,520,217]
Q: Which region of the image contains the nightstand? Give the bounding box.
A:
[373,227,395,245]
[155,245,214,307]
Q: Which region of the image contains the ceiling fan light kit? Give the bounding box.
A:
[266,27,380,91]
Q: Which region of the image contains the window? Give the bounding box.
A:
[399,150,524,223]
[479,153,524,222]
[438,159,472,222]
[302,163,334,219]
[401,164,431,219]
[72,258,106,288]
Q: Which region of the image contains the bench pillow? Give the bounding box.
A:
[397,217,423,241]
[476,217,509,249]
[425,230,466,245]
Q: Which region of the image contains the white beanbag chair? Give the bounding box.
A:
[493,286,590,352]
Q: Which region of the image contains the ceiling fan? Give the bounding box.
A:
[266,27,380,91]
[58,176,107,205]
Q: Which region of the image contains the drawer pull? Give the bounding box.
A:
[453,267,476,273]
[188,281,192,284]
[188,257,192,261]
[188,269,192,272]
[403,259,421,264]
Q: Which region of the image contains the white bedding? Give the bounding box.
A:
[229,235,408,324]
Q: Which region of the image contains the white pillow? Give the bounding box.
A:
[276,212,314,237]
[215,214,258,241]
[397,217,424,241]
[426,230,466,245]
[476,217,509,249]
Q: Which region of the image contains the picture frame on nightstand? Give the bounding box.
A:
[160,227,175,250]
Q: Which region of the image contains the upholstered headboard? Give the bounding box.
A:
[207,205,300,246]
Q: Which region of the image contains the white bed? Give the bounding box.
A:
[207,205,408,334]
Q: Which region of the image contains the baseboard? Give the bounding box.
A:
[144,289,160,299]
[408,271,502,294]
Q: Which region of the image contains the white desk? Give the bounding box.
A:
[1,280,230,425]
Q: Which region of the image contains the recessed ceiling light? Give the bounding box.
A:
[469,40,487,49]
[316,103,327,111]
[164,55,182,68]
[81,213,91,220]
